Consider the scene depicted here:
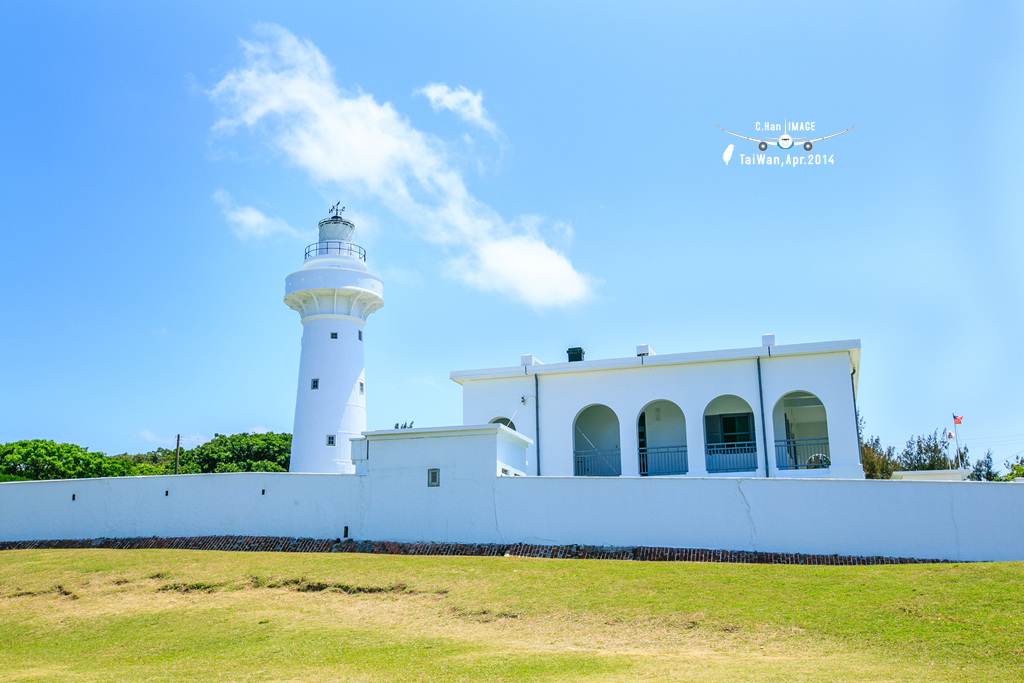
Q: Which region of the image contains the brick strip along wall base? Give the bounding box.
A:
[0,536,957,565]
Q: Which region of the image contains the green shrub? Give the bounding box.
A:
[183,433,291,474]
[0,432,291,480]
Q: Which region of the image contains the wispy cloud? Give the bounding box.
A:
[213,189,299,240]
[209,25,590,309]
[139,430,166,444]
[415,83,501,139]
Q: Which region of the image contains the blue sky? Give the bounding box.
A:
[2,2,1022,468]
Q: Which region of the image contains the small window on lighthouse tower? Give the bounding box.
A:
[359,381,365,395]
[330,332,338,339]
[358,330,363,341]
[326,435,336,446]
[311,379,319,390]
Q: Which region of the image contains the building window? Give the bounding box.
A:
[311,378,319,390]
[326,435,336,446]
[358,330,363,341]
[359,381,364,395]
[330,332,338,339]
[427,468,440,487]
[705,413,755,444]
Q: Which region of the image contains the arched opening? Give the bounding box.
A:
[637,400,687,475]
[490,417,517,432]
[573,404,621,476]
[704,395,758,473]
[773,391,830,469]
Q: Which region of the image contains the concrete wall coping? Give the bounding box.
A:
[450,339,862,384]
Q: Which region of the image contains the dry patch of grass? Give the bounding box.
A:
[0,549,1021,682]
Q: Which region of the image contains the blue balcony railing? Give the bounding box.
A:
[705,441,758,473]
[775,438,830,470]
[573,449,622,476]
[639,445,688,476]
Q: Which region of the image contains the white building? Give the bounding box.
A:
[281,211,862,482]
[4,207,1024,562]
[283,212,382,474]
[452,336,864,480]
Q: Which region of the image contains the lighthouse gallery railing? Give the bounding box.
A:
[305,241,366,261]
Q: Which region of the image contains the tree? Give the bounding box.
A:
[180,432,291,474]
[1,432,292,480]
[0,440,131,480]
[968,450,998,481]
[1002,454,1024,482]
[106,447,178,475]
[896,430,956,472]
[861,435,897,479]
[859,414,971,478]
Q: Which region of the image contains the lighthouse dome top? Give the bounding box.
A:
[318,215,355,243]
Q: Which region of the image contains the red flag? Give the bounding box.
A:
[953,414,963,425]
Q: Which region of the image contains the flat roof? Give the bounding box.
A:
[451,339,862,393]
[361,423,533,447]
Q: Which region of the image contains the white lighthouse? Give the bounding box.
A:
[284,208,383,473]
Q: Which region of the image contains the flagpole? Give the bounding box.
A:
[952,413,962,469]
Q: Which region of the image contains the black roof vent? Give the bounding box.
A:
[567,347,585,362]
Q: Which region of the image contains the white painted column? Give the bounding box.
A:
[619,404,640,476]
[684,400,708,476]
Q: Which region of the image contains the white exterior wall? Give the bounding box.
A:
[2,428,1021,561]
[492,477,1023,561]
[459,344,862,480]
[352,425,533,543]
[0,473,361,542]
[759,351,861,478]
[291,316,367,473]
[463,373,538,472]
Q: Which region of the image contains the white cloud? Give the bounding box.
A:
[209,24,590,308]
[415,83,501,139]
[213,189,298,240]
[251,426,269,434]
[452,236,591,306]
[139,430,165,444]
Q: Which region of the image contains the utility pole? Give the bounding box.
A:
[174,434,180,475]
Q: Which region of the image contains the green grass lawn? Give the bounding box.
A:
[1,549,1021,682]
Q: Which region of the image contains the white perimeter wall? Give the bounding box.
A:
[0,473,362,542]
[2,427,1022,562]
